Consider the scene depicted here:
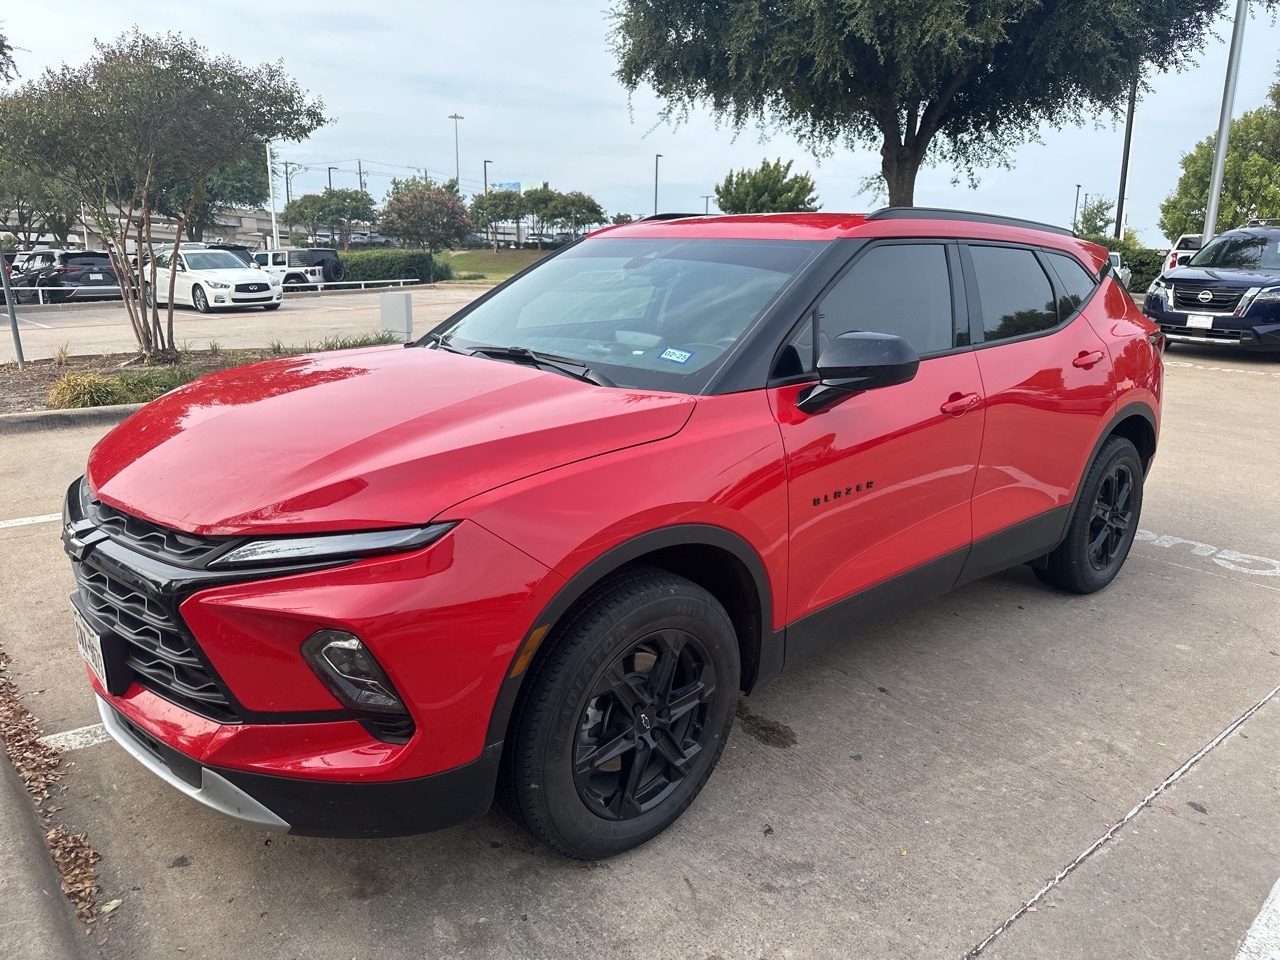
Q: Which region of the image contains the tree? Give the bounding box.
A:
[1158,101,1280,241]
[611,213,635,225]
[312,188,376,249]
[613,0,1233,205]
[157,143,271,242]
[0,29,15,83]
[469,190,525,251]
[1078,196,1116,238]
[521,183,559,246]
[0,30,326,357]
[282,194,326,243]
[714,158,820,214]
[380,177,473,252]
[0,158,79,248]
[545,191,607,235]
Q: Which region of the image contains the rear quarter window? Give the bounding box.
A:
[1045,251,1099,318]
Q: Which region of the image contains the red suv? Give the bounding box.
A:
[63,209,1162,858]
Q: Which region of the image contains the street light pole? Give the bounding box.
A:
[327,166,337,191]
[701,194,713,214]
[1204,0,1249,242]
[483,160,492,194]
[449,114,464,187]
[1072,184,1082,232]
[654,154,662,216]
[1115,73,1138,240]
[266,142,280,250]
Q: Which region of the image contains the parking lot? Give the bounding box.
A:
[1,341,1278,959]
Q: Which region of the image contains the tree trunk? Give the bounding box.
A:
[880,137,924,207]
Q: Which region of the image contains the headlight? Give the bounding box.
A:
[1252,286,1280,303]
[208,523,454,569]
[269,276,281,287]
[1147,277,1170,295]
[207,280,230,289]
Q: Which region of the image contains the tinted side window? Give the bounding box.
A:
[818,244,955,356]
[1045,251,1098,318]
[969,246,1057,343]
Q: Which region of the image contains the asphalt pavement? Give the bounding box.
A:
[0,341,1277,959]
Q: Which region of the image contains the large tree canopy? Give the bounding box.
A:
[1159,92,1280,241]
[612,0,1233,205]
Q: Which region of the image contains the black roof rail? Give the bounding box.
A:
[866,206,1075,238]
[641,213,708,221]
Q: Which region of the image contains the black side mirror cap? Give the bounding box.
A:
[798,331,920,414]
[1176,254,1192,266]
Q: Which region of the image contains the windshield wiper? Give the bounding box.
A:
[466,345,616,387]
[419,332,468,354]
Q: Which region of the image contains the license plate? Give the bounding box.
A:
[1186,314,1215,330]
[89,273,104,280]
[72,603,108,688]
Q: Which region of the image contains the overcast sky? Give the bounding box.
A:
[4,2,1278,247]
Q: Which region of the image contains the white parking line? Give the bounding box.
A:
[39,723,110,752]
[1236,876,1280,960]
[17,315,52,329]
[1164,360,1280,379]
[0,513,61,529]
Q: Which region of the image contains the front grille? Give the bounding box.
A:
[73,560,237,723]
[84,494,222,565]
[1160,323,1243,342]
[234,282,269,294]
[1173,285,1244,313]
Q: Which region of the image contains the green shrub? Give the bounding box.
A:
[1080,233,1162,293]
[304,331,406,351]
[48,367,197,408]
[337,250,453,283]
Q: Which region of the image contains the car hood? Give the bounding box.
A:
[1166,265,1280,287]
[87,346,697,536]
[187,267,268,284]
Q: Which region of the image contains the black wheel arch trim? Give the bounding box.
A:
[483,523,781,748]
[1059,401,1157,546]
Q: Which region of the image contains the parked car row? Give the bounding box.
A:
[2,249,121,304]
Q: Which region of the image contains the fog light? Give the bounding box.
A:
[302,630,408,715]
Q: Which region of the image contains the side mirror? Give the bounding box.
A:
[798,331,920,414]
[1176,253,1192,266]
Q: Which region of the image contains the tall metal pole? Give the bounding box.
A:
[357,159,365,193]
[1115,73,1138,239]
[266,142,280,250]
[449,114,464,186]
[80,201,90,249]
[328,166,337,191]
[1,255,23,370]
[654,154,662,215]
[483,160,492,193]
[1072,184,1082,232]
[1204,0,1249,241]
[702,194,713,214]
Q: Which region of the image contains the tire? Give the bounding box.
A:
[1035,436,1144,594]
[191,285,211,314]
[262,303,281,311]
[502,566,740,859]
[321,258,345,283]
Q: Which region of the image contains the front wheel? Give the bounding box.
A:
[191,285,211,313]
[503,566,740,859]
[1035,436,1144,594]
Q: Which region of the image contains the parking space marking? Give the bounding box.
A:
[967,680,1280,957]
[1164,360,1280,379]
[1134,530,1280,590]
[0,513,61,529]
[16,315,52,329]
[39,723,109,752]
[1236,876,1280,959]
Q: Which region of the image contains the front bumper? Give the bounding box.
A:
[1144,299,1280,351]
[99,697,501,837]
[211,289,282,307]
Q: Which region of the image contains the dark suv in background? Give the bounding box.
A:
[1144,224,1280,352]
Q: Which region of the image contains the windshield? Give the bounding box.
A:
[184,250,249,271]
[1187,233,1280,271]
[429,236,824,392]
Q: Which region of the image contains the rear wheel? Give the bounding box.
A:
[503,566,740,859]
[1035,436,1143,594]
[191,285,211,314]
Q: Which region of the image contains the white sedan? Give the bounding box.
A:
[148,249,282,312]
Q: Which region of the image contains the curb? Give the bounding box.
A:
[0,759,94,960]
[0,405,142,436]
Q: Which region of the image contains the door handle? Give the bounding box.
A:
[940,392,981,416]
[1072,350,1105,369]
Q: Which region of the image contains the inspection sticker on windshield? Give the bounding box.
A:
[660,347,694,364]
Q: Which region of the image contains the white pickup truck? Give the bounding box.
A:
[251,248,345,286]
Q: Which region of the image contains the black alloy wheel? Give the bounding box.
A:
[573,627,717,821]
[503,566,740,859]
[1035,436,1144,594]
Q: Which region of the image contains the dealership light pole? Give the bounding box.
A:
[702,194,714,214]
[1,245,23,369]
[1072,184,1082,231]
[327,166,337,191]
[1204,0,1249,241]
[1114,74,1138,240]
[266,142,280,250]
[449,114,464,186]
[654,154,662,216]
[483,160,492,193]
